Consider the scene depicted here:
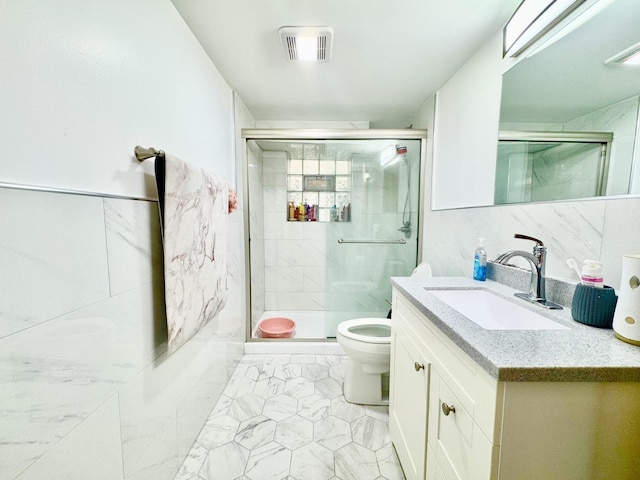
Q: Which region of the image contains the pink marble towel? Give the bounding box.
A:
[153,153,229,354]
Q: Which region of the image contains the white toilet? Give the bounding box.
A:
[336,318,392,405]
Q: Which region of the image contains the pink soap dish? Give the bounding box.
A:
[258,317,296,338]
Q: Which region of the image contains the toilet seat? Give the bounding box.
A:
[337,318,391,344]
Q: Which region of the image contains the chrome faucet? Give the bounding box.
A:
[494,234,562,310]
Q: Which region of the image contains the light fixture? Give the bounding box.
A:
[279,27,333,62]
[503,0,586,57]
[606,41,640,66]
[379,145,399,168]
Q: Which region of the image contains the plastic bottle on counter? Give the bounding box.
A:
[473,237,487,281]
[581,260,604,288]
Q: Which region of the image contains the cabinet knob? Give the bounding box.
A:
[441,402,456,416]
[414,362,425,371]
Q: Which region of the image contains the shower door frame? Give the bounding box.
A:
[241,129,428,342]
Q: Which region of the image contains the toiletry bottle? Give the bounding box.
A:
[581,260,604,288]
[330,205,338,222]
[288,202,295,221]
[473,238,487,281]
[298,203,305,221]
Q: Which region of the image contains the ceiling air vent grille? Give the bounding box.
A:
[279,27,333,62]
[605,41,640,66]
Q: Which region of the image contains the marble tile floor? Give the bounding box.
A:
[175,354,406,480]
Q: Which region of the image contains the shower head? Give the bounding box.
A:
[395,144,409,165]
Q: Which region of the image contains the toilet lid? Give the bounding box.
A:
[337,319,391,344]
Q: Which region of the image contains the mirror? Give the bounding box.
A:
[496,0,640,204]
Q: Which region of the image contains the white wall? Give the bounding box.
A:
[0,1,247,479]
[416,30,640,292]
[1,0,233,198]
[431,32,506,210]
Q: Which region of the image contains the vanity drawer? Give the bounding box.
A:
[428,370,496,480]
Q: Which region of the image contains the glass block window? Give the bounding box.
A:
[286,143,351,222]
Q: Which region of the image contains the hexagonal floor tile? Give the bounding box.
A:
[235,415,277,451]
[263,394,297,421]
[284,376,315,399]
[316,355,346,367]
[376,443,406,480]
[315,376,343,399]
[244,441,292,480]
[253,377,285,399]
[290,442,334,480]
[331,397,365,422]
[228,393,265,422]
[202,441,249,479]
[365,405,389,423]
[198,414,239,450]
[301,363,329,381]
[351,415,389,452]
[329,363,347,381]
[274,414,313,450]
[224,375,256,399]
[297,394,331,422]
[335,442,380,480]
[314,415,352,450]
[273,362,302,381]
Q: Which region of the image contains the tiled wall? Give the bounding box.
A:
[262,151,328,314]
[0,187,244,480]
[422,197,640,291]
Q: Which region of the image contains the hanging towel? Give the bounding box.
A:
[153,153,229,354]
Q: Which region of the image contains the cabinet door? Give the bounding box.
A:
[428,369,495,480]
[389,326,430,480]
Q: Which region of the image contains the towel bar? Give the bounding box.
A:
[134,145,165,161]
[338,239,406,245]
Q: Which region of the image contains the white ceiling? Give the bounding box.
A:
[170,0,520,128]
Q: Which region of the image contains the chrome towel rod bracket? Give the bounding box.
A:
[134,145,165,162]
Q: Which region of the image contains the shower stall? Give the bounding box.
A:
[242,129,425,341]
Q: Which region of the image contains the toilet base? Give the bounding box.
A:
[343,359,390,406]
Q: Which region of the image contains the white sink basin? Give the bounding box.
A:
[426,288,570,331]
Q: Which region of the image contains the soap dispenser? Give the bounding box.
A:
[473,238,487,281]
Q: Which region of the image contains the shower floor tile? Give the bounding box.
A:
[175,354,405,480]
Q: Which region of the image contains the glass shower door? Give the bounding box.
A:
[324,139,421,338]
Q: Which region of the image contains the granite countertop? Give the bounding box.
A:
[391,276,640,382]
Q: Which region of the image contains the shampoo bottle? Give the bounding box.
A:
[473,238,487,281]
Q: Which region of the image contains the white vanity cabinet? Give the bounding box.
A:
[390,288,640,480]
[389,305,430,480]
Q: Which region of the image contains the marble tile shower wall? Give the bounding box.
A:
[262,151,328,313]
[564,95,639,196]
[503,95,639,202]
[258,152,418,318]
[423,196,640,292]
[0,187,244,480]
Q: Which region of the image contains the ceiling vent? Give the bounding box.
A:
[605,41,640,66]
[279,27,333,62]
